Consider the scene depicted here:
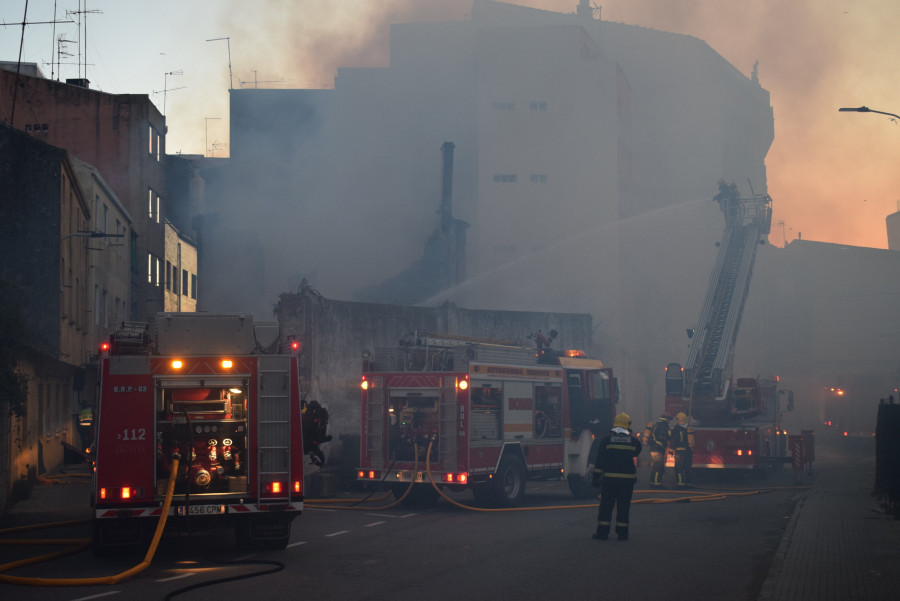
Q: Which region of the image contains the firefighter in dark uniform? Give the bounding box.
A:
[672,412,693,488]
[592,412,642,541]
[647,414,671,488]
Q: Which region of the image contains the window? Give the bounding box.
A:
[529,174,548,183]
[492,174,517,183]
[148,254,161,286]
[182,270,188,296]
[491,102,515,110]
[148,125,161,161]
[148,189,160,222]
[165,261,172,291]
[529,101,547,111]
[94,284,101,325]
[191,274,197,300]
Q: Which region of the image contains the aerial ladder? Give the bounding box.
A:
[671,182,772,424]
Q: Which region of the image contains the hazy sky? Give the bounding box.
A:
[3,0,899,249]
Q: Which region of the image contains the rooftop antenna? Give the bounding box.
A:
[163,70,183,115]
[206,37,233,90]
[65,1,102,81]
[1,0,73,121]
[205,117,220,157]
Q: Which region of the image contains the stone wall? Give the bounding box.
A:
[275,286,596,472]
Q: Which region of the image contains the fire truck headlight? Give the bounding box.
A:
[172,360,183,369]
[458,379,469,391]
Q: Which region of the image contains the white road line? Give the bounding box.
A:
[156,573,197,583]
[366,512,417,518]
[71,592,121,601]
[235,553,258,561]
[287,541,308,548]
[325,530,349,537]
[364,521,386,527]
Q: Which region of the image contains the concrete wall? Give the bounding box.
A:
[274,286,597,468]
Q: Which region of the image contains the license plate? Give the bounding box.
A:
[177,504,225,516]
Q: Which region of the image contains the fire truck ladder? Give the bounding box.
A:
[256,355,293,505]
[685,192,771,399]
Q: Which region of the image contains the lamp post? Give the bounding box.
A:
[839,106,900,121]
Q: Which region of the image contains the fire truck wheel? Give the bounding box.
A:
[486,454,527,508]
[234,515,293,550]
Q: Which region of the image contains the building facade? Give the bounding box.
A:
[0,65,169,323]
[0,125,92,502]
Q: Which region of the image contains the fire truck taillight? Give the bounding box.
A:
[99,341,110,352]
[442,473,468,484]
[264,481,285,495]
[294,481,301,493]
[291,340,300,351]
[171,359,183,369]
[221,359,233,369]
[100,487,107,500]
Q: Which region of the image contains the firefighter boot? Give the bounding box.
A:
[593,522,610,540]
[616,525,629,541]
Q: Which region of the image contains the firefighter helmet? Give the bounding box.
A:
[613,412,632,429]
[676,412,687,425]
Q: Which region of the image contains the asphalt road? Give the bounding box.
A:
[0,453,825,601]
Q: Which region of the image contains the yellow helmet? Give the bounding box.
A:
[676,412,687,425]
[613,412,632,429]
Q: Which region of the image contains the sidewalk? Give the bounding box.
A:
[0,463,92,528]
[758,442,900,600]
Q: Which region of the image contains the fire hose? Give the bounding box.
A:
[0,455,180,586]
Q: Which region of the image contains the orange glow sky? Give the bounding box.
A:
[4,0,899,249]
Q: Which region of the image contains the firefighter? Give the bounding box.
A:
[592,412,642,541]
[648,414,672,488]
[672,412,694,488]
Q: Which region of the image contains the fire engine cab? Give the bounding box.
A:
[91,313,306,552]
[358,330,618,506]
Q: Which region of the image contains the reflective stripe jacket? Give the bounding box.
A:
[594,427,643,479]
[671,424,690,451]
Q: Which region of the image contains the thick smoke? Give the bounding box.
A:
[165,0,900,249]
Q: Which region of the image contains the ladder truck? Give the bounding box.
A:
[664,183,788,472]
[358,330,619,506]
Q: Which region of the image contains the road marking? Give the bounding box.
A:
[325,530,349,537]
[287,541,308,548]
[366,512,417,518]
[365,521,386,527]
[71,592,121,601]
[235,553,258,561]
[156,573,196,583]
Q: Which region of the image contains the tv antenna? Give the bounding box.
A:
[160,70,184,115]
[206,36,233,90]
[239,70,287,89]
[65,2,102,81]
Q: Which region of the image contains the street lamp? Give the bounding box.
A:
[838,106,900,121]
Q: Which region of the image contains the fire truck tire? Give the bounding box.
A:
[91,518,147,557]
[234,515,293,550]
[393,482,440,506]
[484,454,527,508]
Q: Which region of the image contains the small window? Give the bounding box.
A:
[182,270,188,296]
[492,174,517,183]
[191,274,197,300]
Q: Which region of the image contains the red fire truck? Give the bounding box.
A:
[663,184,791,473]
[357,330,618,506]
[91,314,306,552]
